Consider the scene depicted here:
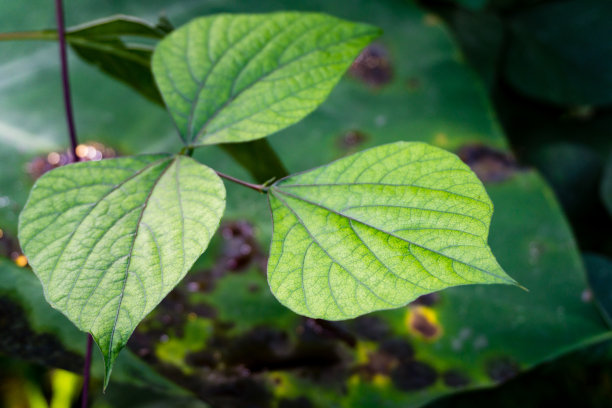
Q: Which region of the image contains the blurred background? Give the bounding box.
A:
[1,0,611,407]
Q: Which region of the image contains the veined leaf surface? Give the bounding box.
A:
[268,142,517,320]
[18,155,225,386]
[152,12,380,146]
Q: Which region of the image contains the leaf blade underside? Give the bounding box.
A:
[152,12,381,146]
[18,155,225,386]
[268,142,517,320]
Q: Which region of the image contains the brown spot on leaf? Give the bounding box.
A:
[380,338,415,362]
[407,306,442,340]
[337,130,368,151]
[356,338,413,380]
[349,44,393,87]
[457,144,521,183]
[248,283,261,293]
[185,349,217,368]
[364,350,398,376]
[221,220,261,271]
[442,370,471,387]
[486,357,520,383]
[351,315,391,341]
[391,361,438,391]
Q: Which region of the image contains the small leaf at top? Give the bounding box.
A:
[65,15,169,104]
[18,155,225,387]
[267,142,517,320]
[152,12,381,146]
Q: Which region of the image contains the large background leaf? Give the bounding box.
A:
[269,142,514,319]
[153,12,380,146]
[18,155,225,385]
[504,0,612,106]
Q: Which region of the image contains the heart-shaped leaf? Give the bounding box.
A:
[18,155,225,386]
[268,142,517,320]
[152,12,380,146]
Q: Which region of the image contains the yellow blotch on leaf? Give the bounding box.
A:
[372,374,390,388]
[406,305,443,341]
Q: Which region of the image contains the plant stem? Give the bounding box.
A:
[0,30,57,41]
[179,146,194,157]
[216,171,269,193]
[54,0,91,403]
[55,0,78,162]
[82,334,93,408]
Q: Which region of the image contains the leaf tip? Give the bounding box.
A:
[102,354,115,392]
[516,282,529,292]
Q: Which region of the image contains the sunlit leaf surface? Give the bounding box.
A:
[268,142,516,319]
[18,155,225,386]
[153,12,380,146]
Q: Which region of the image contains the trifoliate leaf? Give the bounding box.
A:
[267,142,517,320]
[18,155,225,387]
[152,12,380,146]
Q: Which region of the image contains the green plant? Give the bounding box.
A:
[16,11,517,389]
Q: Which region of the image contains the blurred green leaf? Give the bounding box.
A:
[18,155,225,386]
[504,0,612,106]
[152,12,380,146]
[585,254,612,328]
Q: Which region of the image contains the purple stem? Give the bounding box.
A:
[82,334,93,408]
[216,171,268,193]
[54,0,91,404]
[54,0,78,162]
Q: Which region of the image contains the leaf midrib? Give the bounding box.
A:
[107,157,176,355]
[280,182,490,208]
[273,187,514,284]
[30,156,171,290]
[271,191,398,313]
[195,30,375,144]
[158,14,376,145]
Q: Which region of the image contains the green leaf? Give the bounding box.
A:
[268,141,517,320]
[18,155,225,387]
[152,12,381,146]
[585,253,612,328]
[66,15,168,104]
[504,0,612,106]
